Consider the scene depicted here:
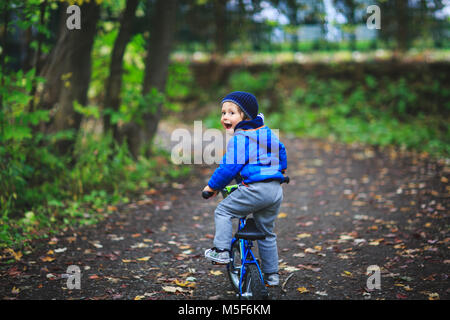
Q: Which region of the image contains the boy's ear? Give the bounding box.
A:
[237,107,248,120]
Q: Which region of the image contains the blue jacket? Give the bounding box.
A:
[208,115,288,191]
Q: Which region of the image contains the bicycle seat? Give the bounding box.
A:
[235,218,266,240]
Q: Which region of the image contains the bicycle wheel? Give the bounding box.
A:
[242,264,268,300]
[227,240,242,293]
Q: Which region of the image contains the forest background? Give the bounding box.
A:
[0,0,449,249]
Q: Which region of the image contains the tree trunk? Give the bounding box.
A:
[213,0,227,55]
[103,0,139,142]
[344,0,356,51]
[29,0,47,112]
[126,0,177,158]
[0,0,9,116]
[395,0,408,52]
[39,1,100,154]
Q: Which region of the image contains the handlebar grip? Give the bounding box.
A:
[202,191,215,199]
[284,176,290,184]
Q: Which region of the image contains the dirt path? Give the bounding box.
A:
[1,122,449,300]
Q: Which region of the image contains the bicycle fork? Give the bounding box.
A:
[237,239,265,298]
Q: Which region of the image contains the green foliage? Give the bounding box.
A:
[228,70,276,96]
[269,74,449,157]
[166,61,197,112]
[0,64,191,249]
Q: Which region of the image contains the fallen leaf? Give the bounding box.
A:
[5,248,22,261]
[297,287,309,294]
[297,233,311,239]
[339,234,354,241]
[297,264,321,272]
[277,212,288,218]
[175,279,195,288]
[284,266,300,272]
[368,238,384,246]
[7,266,21,277]
[131,242,149,249]
[210,270,223,276]
[137,256,151,262]
[404,286,413,291]
[90,241,103,249]
[122,259,133,263]
[66,236,76,243]
[11,286,20,294]
[134,295,146,300]
[428,293,439,300]
[162,286,189,294]
[145,188,158,195]
[396,293,407,299]
[40,256,55,262]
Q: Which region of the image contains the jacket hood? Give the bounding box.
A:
[234,114,264,131]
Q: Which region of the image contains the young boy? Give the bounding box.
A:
[202,91,287,286]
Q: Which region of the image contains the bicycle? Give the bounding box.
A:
[202,176,289,300]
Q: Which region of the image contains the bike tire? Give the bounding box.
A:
[227,240,242,293]
[243,264,268,300]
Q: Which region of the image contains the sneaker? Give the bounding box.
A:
[264,273,279,286]
[204,247,230,264]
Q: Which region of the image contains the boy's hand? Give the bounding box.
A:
[202,185,218,198]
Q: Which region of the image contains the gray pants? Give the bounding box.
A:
[213,181,283,274]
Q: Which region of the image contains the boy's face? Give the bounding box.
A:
[221,102,245,134]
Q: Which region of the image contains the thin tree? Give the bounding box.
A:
[39,1,100,154]
[103,0,139,143]
[125,0,178,158]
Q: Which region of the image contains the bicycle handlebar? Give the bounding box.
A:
[202,176,290,199]
[202,191,215,199]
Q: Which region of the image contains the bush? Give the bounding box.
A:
[282,74,448,156]
[0,64,192,249]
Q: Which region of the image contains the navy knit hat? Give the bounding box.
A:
[221,91,259,120]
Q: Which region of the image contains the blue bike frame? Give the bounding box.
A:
[230,218,265,296]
